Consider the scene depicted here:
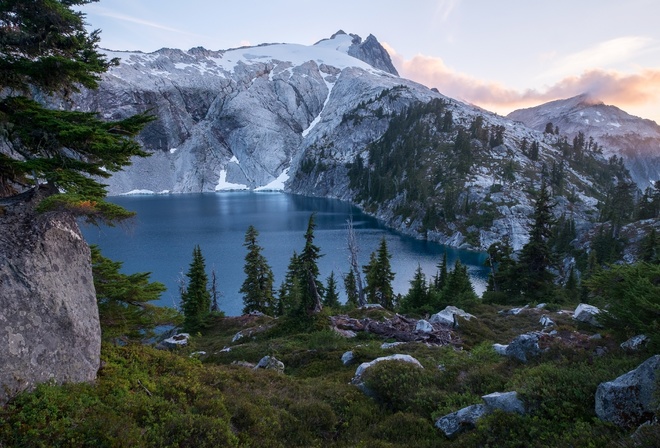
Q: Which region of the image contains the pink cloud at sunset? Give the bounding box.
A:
[384,44,660,123]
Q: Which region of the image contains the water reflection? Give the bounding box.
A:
[82,192,489,316]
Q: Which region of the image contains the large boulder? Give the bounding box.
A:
[430,306,475,327]
[254,355,285,373]
[573,303,602,326]
[504,332,541,363]
[435,404,488,438]
[595,355,660,427]
[482,391,525,414]
[0,190,101,403]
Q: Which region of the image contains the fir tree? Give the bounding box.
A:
[180,245,211,332]
[399,264,428,314]
[432,251,448,291]
[91,245,177,342]
[240,225,275,315]
[363,237,396,309]
[276,252,302,316]
[323,271,341,309]
[297,214,324,316]
[443,259,478,309]
[0,0,154,222]
[519,180,556,300]
[343,270,359,308]
[640,228,660,264]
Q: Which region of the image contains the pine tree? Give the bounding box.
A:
[432,251,448,291]
[323,271,341,309]
[0,0,153,222]
[240,225,275,315]
[180,245,211,332]
[519,180,556,300]
[363,237,395,309]
[91,245,177,342]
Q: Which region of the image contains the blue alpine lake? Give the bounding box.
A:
[82,192,490,316]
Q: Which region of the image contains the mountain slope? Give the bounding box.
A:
[72,34,633,251]
[508,94,660,188]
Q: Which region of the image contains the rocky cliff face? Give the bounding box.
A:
[508,95,660,188]
[0,188,101,403]
[72,33,635,251]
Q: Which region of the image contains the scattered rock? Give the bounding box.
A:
[330,314,453,345]
[231,324,273,343]
[435,404,488,438]
[573,303,602,327]
[381,341,406,349]
[254,355,285,374]
[361,303,385,310]
[157,333,190,349]
[415,319,433,333]
[492,343,508,355]
[620,334,649,351]
[595,355,660,427]
[218,347,231,353]
[482,391,525,414]
[539,315,555,327]
[189,351,206,357]
[535,303,547,309]
[430,306,475,327]
[504,332,541,363]
[589,333,602,340]
[231,361,255,368]
[502,305,529,315]
[435,390,526,438]
[341,351,355,366]
[332,327,358,338]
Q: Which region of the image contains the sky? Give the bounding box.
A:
[80,0,660,123]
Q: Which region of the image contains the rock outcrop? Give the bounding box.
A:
[595,355,660,427]
[573,303,602,326]
[0,189,101,403]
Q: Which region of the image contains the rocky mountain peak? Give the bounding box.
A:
[508,95,660,187]
[316,30,399,76]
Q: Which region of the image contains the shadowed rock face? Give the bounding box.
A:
[0,188,101,403]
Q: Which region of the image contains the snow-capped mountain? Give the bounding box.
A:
[71,32,635,251]
[508,94,660,188]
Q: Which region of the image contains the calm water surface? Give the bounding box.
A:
[82,192,489,316]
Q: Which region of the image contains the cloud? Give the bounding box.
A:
[434,0,462,22]
[384,44,660,122]
[87,7,193,36]
[541,36,658,79]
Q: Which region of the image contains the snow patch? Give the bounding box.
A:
[255,168,289,191]
[230,155,240,164]
[120,189,155,195]
[169,147,178,154]
[215,170,249,191]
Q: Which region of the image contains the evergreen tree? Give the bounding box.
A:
[431,250,448,294]
[519,180,556,300]
[564,265,579,302]
[323,271,341,309]
[343,270,359,308]
[399,264,428,314]
[240,225,275,315]
[180,245,211,332]
[276,252,302,317]
[297,214,324,316]
[363,237,396,309]
[0,0,153,222]
[640,228,660,264]
[443,259,478,309]
[91,245,177,342]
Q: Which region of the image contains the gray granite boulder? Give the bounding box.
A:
[0,190,101,404]
[595,355,660,427]
[254,355,285,373]
[482,391,525,414]
[435,404,488,438]
[573,303,602,326]
[430,306,475,327]
[504,333,541,363]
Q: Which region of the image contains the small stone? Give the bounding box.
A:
[341,351,355,365]
[620,334,649,351]
[415,319,433,333]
